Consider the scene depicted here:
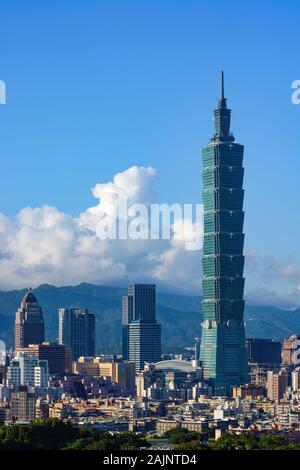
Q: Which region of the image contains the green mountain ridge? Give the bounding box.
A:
[0,283,299,353]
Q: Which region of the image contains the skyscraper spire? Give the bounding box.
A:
[214,70,233,141]
[218,70,227,109]
[221,70,224,99]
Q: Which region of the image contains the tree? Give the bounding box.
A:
[176,440,207,450]
[163,426,203,445]
[208,432,258,450]
[258,435,287,450]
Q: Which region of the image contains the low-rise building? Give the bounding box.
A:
[72,358,135,390]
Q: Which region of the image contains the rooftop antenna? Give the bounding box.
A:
[221,70,225,99]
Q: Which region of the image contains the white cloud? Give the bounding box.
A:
[0,166,201,293]
[0,166,298,307]
[79,166,156,230]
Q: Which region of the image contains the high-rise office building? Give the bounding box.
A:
[58,308,95,361]
[15,288,44,350]
[247,338,282,365]
[200,72,249,395]
[7,352,49,389]
[282,335,300,366]
[267,369,288,402]
[122,284,161,372]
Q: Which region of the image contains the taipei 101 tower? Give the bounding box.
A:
[200,72,249,395]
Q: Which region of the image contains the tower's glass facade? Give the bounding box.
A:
[122,284,161,372]
[15,288,44,350]
[58,308,95,361]
[200,73,249,395]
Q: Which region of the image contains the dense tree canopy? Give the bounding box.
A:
[0,419,149,450]
[1,420,300,450]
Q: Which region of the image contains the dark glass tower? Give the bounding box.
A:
[15,288,44,350]
[122,284,161,372]
[58,308,95,361]
[200,72,249,395]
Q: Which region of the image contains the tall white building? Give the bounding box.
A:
[292,368,300,392]
[7,352,49,389]
[34,362,49,388]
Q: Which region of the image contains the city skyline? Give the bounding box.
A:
[0,2,299,308]
[1,1,300,457]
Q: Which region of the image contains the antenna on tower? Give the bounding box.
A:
[221,70,225,99]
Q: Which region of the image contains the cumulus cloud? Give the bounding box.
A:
[0,166,201,293]
[79,166,157,231]
[0,165,298,307]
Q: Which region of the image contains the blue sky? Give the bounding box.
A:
[0,1,299,305]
